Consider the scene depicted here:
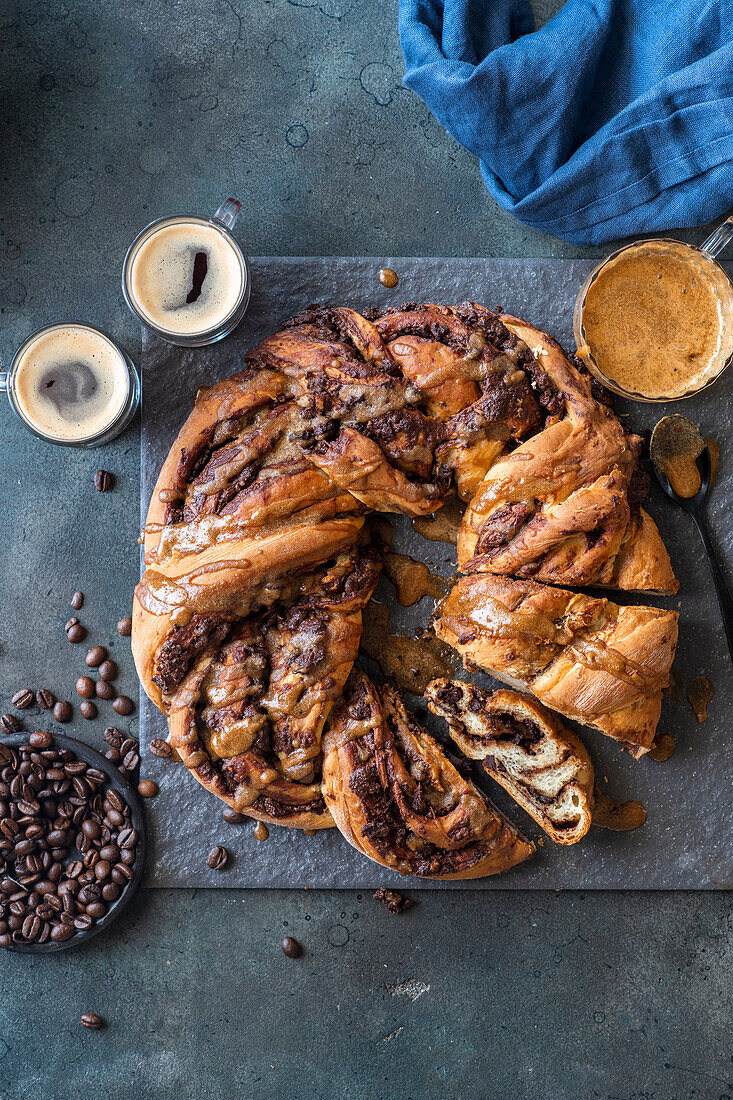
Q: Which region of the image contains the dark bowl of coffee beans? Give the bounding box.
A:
[0,732,146,953]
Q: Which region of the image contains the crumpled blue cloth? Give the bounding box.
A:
[399,0,733,244]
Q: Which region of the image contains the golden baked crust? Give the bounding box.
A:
[322,670,534,878]
[458,315,678,594]
[435,573,678,756]
[425,681,594,844]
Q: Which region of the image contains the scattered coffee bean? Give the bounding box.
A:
[71,591,84,611]
[97,660,117,682]
[65,616,79,631]
[76,676,95,699]
[149,738,172,759]
[378,267,399,288]
[66,623,86,643]
[53,701,72,723]
[29,731,53,750]
[137,780,159,799]
[206,845,228,870]
[11,689,33,710]
[94,470,113,493]
[222,807,245,824]
[95,681,115,701]
[117,618,132,637]
[281,936,302,958]
[0,714,21,734]
[81,1012,104,1030]
[105,748,121,765]
[80,701,98,721]
[373,888,415,914]
[112,696,134,716]
[104,727,123,748]
[36,689,55,710]
[85,646,107,667]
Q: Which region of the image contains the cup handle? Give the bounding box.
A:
[700,215,733,259]
[211,198,242,232]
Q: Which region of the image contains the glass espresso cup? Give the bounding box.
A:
[122,199,251,346]
[573,217,733,402]
[0,323,140,447]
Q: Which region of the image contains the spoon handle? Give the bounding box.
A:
[691,511,733,665]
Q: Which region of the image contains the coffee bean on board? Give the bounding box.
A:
[149,739,172,759]
[80,701,98,721]
[281,936,302,959]
[137,780,159,799]
[81,1013,104,1030]
[71,591,84,610]
[117,618,132,637]
[85,646,107,668]
[206,845,228,870]
[0,715,20,734]
[222,808,245,824]
[66,623,86,643]
[28,731,53,750]
[112,696,134,716]
[95,681,115,701]
[76,677,95,699]
[11,689,33,710]
[97,660,117,682]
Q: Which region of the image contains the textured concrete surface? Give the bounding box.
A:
[0,1,731,1097]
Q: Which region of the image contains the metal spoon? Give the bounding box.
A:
[650,415,733,665]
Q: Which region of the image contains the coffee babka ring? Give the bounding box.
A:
[458,315,678,593]
[322,670,534,879]
[425,681,594,845]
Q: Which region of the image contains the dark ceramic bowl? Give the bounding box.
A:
[1,732,146,953]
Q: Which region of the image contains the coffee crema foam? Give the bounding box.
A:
[14,326,129,442]
[128,221,244,336]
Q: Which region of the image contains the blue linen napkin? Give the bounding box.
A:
[399,0,733,244]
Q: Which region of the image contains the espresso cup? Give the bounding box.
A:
[573,217,733,402]
[122,199,251,346]
[0,323,140,447]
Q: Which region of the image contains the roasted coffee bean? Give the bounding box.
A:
[119,739,138,758]
[112,696,134,716]
[0,714,20,734]
[86,901,106,920]
[71,591,84,610]
[66,623,86,643]
[22,913,42,941]
[76,677,95,699]
[74,914,92,931]
[53,701,72,723]
[85,646,107,667]
[111,863,132,885]
[98,660,117,682]
[95,681,115,701]
[137,780,158,799]
[149,738,172,759]
[98,844,119,863]
[80,701,98,721]
[105,789,124,813]
[101,882,120,902]
[12,689,34,710]
[117,617,132,637]
[17,800,40,817]
[104,728,123,748]
[117,827,137,850]
[122,751,140,773]
[78,883,102,905]
[36,690,55,710]
[81,1012,104,1029]
[206,845,228,870]
[65,617,79,631]
[105,749,122,765]
[28,731,53,750]
[281,936,302,958]
[51,922,74,942]
[94,860,111,881]
[222,808,246,824]
[94,470,113,493]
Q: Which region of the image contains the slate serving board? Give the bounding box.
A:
[139,257,732,889]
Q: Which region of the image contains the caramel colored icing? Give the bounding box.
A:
[384,552,451,607]
[592,793,646,831]
[411,498,464,544]
[581,241,728,398]
[648,733,675,762]
[686,676,714,722]
[360,601,458,696]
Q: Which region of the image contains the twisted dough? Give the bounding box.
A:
[133,300,677,865]
[435,573,678,756]
[322,670,534,878]
[458,316,678,593]
[425,681,594,845]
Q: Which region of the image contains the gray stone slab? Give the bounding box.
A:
[140,256,733,890]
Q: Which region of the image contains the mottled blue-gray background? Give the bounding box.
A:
[0,2,730,1098]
